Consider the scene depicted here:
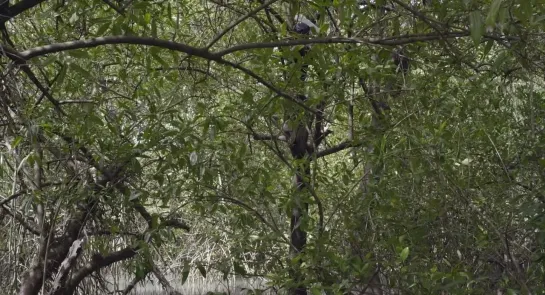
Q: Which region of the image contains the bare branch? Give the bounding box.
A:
[62,246,140,295]
[1,48,66,115]
[49,238,87,295]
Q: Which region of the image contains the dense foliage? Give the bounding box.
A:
[1,0,544,294]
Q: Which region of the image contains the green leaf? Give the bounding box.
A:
[483,40,494,57]
[96,21,111,35]
[69,12,78,23]
[144,13,152,25]
[151,18,158,38]
[233,261,247,275]
[12,136,23,148]
[70,63,93,78]
[110,225,119,234]
[150,47,169,68]
[310,286,322,295]
[181,260,190,285]
[196,261,207,278]
[111,19,123,35]
[485,0,503,28]
[39,55,57,67]
[68,50,91,59]
[469,11,483,47]
[151,214,159,229]
[400,247,410,262]
[135,265,148,279]
[517,0,532,24]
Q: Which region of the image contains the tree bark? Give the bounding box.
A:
[287,123,311,295]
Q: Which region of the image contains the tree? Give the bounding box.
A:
[1,0,544,294]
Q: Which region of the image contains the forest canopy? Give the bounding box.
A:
[0,0,544,294]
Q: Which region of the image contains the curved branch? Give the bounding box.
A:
[3,33,470,63]
[14,36,218,60]
[0,33,477,117]
[206,0,281,49]
[61,246,139,295]
[0,0,47,24]
[0,36,315,114]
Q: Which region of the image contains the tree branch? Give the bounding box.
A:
[0,0,47,24]
[217,59,317,115]
[206,0,281,49]
[132,197,190,231]
[215,32,470,56]
[61,246,139,295]
[0,37,315,114]
[48,238,87,295]
[253,133,275,140]
[0,205,41,235]
[315,140,365,159]
[119,271,149,295]
[11,36,218,60]
[101,0,124,15]
[0,182,61,206]
[2,49,66,115]
[162,218,190,232]
[150,261,181,295]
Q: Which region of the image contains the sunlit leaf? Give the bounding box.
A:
[400,247,409,262]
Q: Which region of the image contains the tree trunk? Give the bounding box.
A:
[288,123,311,295]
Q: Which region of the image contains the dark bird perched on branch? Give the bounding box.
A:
[294,22,310,35]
